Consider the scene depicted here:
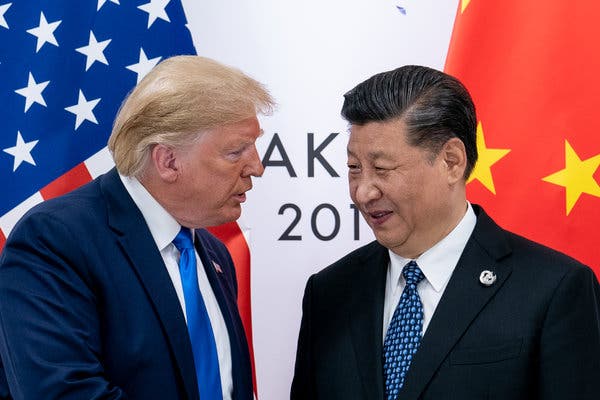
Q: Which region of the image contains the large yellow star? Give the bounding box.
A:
[461,0,471,13]
[542,140,600,215]
[467,122,511,194]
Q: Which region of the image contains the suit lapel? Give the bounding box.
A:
[348,243,388,400]
[398,207,513,400]
[195,231,252,399]
[100,169,199,400]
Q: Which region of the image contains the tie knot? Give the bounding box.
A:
[402,261,424,286]
[173,227,194,252]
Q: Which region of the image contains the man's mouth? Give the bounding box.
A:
[367,210,393,225]
[233,192,247,202]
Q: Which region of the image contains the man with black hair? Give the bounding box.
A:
[291,65,600,400]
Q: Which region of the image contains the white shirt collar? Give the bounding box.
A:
[119,174,183,251]
[388,202,477,292]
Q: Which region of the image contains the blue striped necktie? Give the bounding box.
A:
[173,228,223,400]
[383,260,425,400]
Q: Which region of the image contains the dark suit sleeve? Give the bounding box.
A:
[290,275,315,400]
[0,212,128,400]
[538,265,600,398]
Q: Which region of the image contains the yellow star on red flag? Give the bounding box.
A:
[467,122,511,194]
[542,140,600,216]
[461,0,471,13]
[445,0,600,269]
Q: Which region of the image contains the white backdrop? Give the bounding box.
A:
[182,1,459,398]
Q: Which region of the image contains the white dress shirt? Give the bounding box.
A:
[383,202,477,341]
[120,175,233,399]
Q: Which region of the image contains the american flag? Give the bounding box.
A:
[0,0,195,246]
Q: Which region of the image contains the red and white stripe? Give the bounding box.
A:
[0,147,114,249]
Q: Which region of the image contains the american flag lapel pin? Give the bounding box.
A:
[212,260,223,274]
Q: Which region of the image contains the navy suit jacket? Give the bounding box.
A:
[291,205,600,399]
[0,168,253,399]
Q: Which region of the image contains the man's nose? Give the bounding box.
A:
[243,146,264,177]
[352,178,382,204]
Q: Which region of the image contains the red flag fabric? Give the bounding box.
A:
[207,222,258,398]
[445,1,600,274]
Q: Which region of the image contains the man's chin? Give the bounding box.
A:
[373,233,405,254]
[210,208,242,227]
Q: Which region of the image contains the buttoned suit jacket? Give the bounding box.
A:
[291,205,600,399]
[0,168,253,400]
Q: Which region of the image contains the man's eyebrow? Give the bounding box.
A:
[367,151,389,160]
[347,148,390,160]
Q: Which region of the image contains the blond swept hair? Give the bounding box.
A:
[108,55,274,177]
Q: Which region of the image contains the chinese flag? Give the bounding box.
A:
[445,1,600,275]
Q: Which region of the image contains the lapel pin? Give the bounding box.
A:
[212,260,223,274]
[479,270,497,286]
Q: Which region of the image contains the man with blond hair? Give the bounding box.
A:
[0,55,273,400]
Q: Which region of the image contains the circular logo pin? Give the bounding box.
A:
[479,270,497,286]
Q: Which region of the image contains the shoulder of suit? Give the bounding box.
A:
[475,216,592,285]
[471,204,589,275]
[313,240,386,279]
[14,177,104,232]
[503,229,588,272]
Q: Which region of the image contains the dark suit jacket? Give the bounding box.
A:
[291,205,600,399]
[0,168,253,400]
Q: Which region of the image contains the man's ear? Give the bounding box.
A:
[441,137,467,184]
[151,144,179,183]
